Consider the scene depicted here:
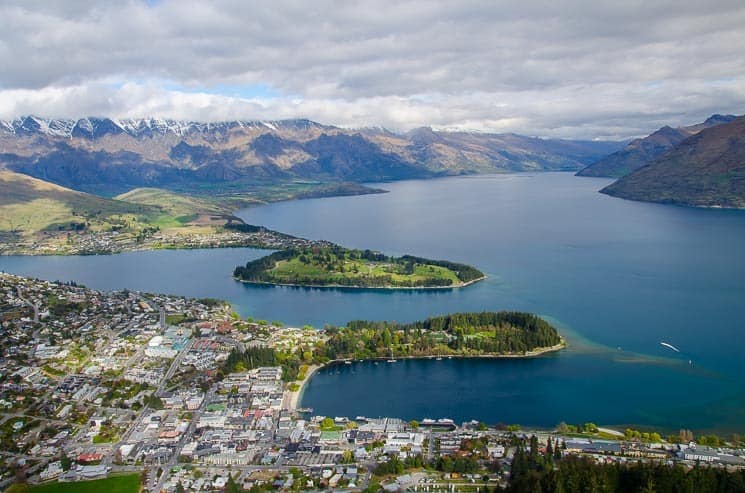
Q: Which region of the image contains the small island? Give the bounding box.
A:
[322,311,565,360]
[233,245,485,289]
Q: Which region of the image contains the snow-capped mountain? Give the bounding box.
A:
[0,116,623,196]
[0,116,329,139]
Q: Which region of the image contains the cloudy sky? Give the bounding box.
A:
[1,0,744,139]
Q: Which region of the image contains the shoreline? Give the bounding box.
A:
[287,364,321,411]
[0,241,276,257]
[288,338,566,411]
[235,274,487,291]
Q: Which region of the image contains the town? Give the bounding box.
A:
[0,223,333,257]
[0,272,743,492]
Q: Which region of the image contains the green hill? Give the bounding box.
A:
[0,170,157,236]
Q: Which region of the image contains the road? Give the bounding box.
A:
[150,386,214,492]
[16,286,39,323]
[0,412,70,428]
[157,338,194,396]
[428,428,435,460]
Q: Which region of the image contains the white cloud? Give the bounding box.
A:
[1,0,744,138]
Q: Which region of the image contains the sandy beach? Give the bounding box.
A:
[286,364,321,411]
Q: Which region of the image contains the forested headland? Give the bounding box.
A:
[218,312,563,385]
[321,311,563,360]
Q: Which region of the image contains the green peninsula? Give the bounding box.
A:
[233,245,485,288]
[322,311,564,360]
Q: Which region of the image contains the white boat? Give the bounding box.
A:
[387,359,397,363]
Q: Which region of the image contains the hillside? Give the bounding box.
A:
[601,115,745,208]
[0,170,157,238]
[577,114,737,178]
[0,171,269,254]
[114,187,242,217]
[0,116,624,195]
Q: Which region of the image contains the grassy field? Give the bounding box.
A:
[0,171,157,235]
[114,187,232,216]
[27,474,140,493]
[0,171,238,242]
[168,179,385,203]
[271,256,461,286]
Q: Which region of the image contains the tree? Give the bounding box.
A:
[679,429,694,443]
[641,479,656,493]
[148,395,164,410]
[364,481,381,493]
[226,474,242,493]
[554,440,562,460]
[409,420,419,429]
[60,450,71,471]
[528,435,539,466]
[584,422,598,433]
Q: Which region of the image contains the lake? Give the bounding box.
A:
[2,173,745,432]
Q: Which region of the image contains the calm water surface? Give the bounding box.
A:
[3,173,745,431]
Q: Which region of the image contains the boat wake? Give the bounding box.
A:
[660,341,680,353]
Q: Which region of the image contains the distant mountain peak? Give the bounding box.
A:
[577,113,742,178]
[703,114,737,126]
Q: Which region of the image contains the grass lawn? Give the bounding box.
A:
[166,313,187,325]
[268,256,461,286]
[0,172,231,241]
[28,474,140,493]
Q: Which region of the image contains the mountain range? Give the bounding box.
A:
[2,113,744,220]
[0,116,623,196]
[577,114,737,178]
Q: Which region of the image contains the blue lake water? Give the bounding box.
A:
[2,173,745,432]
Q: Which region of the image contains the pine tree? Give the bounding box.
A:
[60,451,71,471]
[226,474,242,493]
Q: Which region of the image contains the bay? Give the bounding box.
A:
[2,173,745,431]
